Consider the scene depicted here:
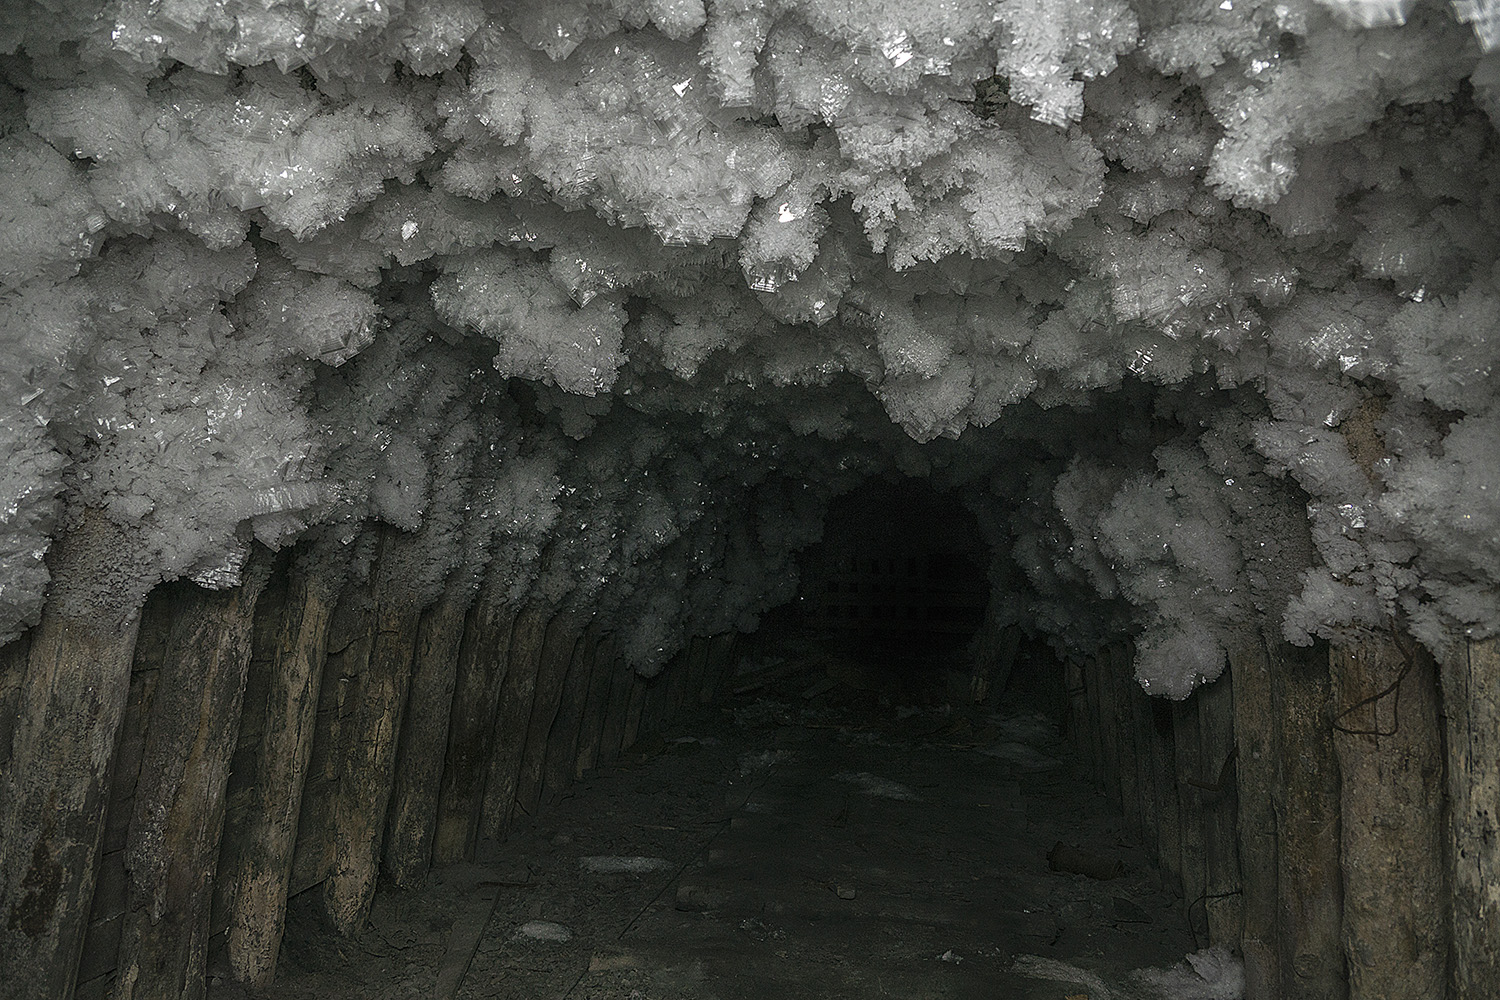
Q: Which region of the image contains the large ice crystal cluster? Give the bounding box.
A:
[1,0,1497,691]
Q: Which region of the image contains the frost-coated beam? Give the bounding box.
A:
[115,558,271,1000]
[1332,635,1447,1000]
[0,512,147,1000]
[1442,637,1500,997]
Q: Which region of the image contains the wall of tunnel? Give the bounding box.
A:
[3,1,1500,998]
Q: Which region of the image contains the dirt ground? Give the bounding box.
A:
[208,640,1227,1000]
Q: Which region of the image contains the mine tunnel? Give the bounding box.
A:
[3,2,1500,1000]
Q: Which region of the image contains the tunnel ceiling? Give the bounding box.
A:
[2,0,1499,698]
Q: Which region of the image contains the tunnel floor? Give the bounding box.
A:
[208,640,1215,1000]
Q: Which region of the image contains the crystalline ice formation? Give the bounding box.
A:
[0,0,1496,697]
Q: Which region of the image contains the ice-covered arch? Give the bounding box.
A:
[1,0,1499,996]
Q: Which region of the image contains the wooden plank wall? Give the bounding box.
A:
[1065,634,1484,1000]
[0,532,737,999]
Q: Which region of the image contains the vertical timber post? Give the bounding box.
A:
[514,612,582,822]
[384,588,471,886]
[478,604,549,841]
[114,558,272,1000]
[433,578,514,864]
[319,538,422,936]
[216,543,343,986]
[575,633,618,779]
[1331,633,1447,1000]
[1441,636,1500,997]
[1272,640,1345,1000]
[0,512,150,1000]
[1173,692,1208,945]
[1197,668,1242,947]
[541,623,595,805]
[1232,638,1280,1000]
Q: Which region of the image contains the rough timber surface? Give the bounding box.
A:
[207,648,1203,1000]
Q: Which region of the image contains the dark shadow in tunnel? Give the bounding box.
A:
[746,478,994,706]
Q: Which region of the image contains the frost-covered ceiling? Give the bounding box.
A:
[1,0,1498,698]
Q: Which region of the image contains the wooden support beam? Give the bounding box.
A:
[640,665,671,738]
[970,625,1021,704]
[621,672,647,752]
[1108,646,1143,842]
[215,545,342,986]
[514,613,582,822]
[433,583,514,864]
[541,625,596,804]
[0,512,149,1000]
[1083,655,1109,796]
[115,559,271,1000]
[1441,636,1500,997]
[478,604,549,841]
[574,633,617,779]
[1063,657,1087,755]
[1332,634,1447,1000]
[598,649,633,762]
[1231,639,1280,1000]
[1121,646,1161,866]
[1146,692,1182,893]
[76,607,166,995]
[699,633,737,705]
[1272,640,1345,1000]
[1197,668,1242,947]
[664,645,693,723]
[384,590,470,887]
[0,633,32,772]
[320,591,420,935]
[1173,692,1208,944]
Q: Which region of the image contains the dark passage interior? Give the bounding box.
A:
[200,483,1211,1000]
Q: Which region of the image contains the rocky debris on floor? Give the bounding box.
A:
[513,921,573,943]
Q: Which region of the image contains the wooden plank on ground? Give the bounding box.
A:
[434,888,501,1000]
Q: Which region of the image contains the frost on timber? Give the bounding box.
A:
[1,0,1498,696]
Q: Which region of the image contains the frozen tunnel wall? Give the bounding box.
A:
[2,0,1500,997]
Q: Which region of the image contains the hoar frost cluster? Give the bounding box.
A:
[1,0,1498,693]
